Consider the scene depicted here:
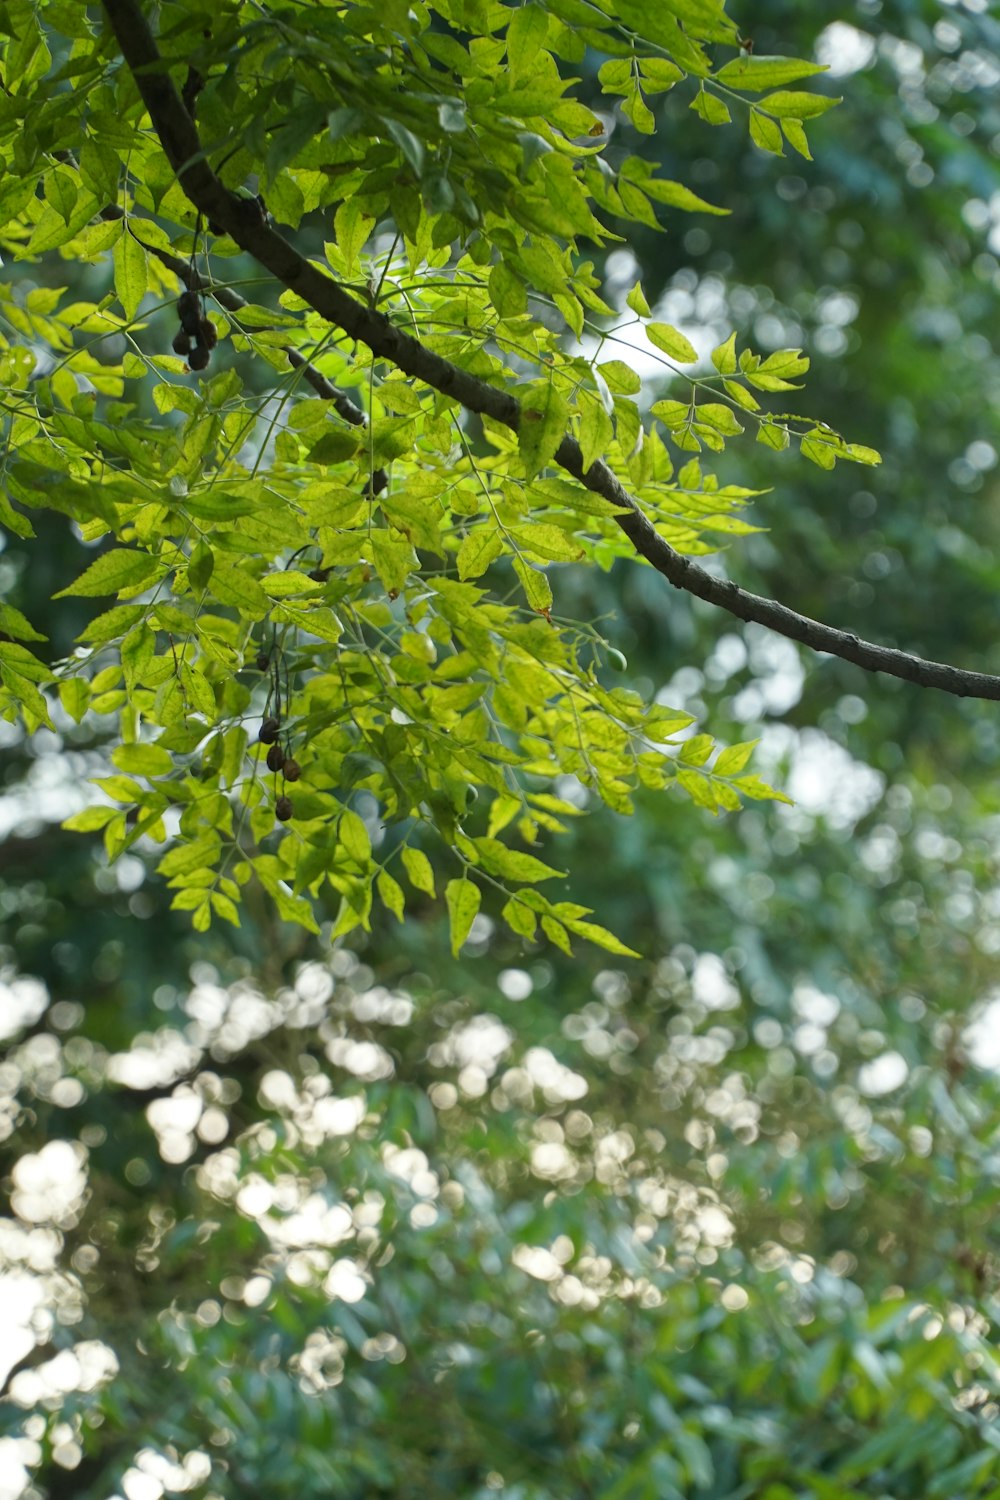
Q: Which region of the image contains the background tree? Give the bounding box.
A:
[3,3,1000,1499]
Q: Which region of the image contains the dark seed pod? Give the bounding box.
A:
[200,318,217,350]
[275,795,293,822]
[258,716,280,744]
[188,344,210,372]
[126,805,140,825]
[172,328,191,356]
[282,757,301,782]
[255,652,270,672]
[178,289,202,334]
[266,743,286,773]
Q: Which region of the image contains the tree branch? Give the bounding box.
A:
[101,0,1000,703]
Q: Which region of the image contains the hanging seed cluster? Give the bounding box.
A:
[172,289,217,372]
[256,645,301,822]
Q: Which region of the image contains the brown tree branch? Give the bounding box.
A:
[101,0,1000,703]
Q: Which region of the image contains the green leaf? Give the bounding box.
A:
[113,231,147,321]
[781,118,813,160]
[488,795,520,838]
[339,807,372,865]
[507,4,549,77]
[801,432,837,470]
[370,532,415,594]
[334,200,375,276]
[513,557,553,615]
[626,282,650,316]
[564,918,640,957]
[55,550,162,598]
[158,834,222,880]
[641,178,727,215]
[445,877,481,956]
[508,523,583,563]
[749,109,784,155]
[501,895,538,941]
[210,892,241,926]
[757,422,790,451]
[647,323,698,363]
[63,804,117,833]
[598,360,642,395]
[77,604,147,644]
[401,845,435,897]
[376,868,406,922]
[79,141,120,201]
[472,836,566,884]
[761,89,840,120]
[679,733,714,766]
[111,743,173,776]
[711,333,738,375]
[0,602,47,643]
[690,87,731,126]
[187,541,214,592]
[489,260,527,320]
[121,622,156,690]
[695,403,744,436]
[540,914,573,954]
[723,379,760,412]
[622,87,656,135]
[210,566,270,619]
[58,677,90,724]
[638,57,683,94]
[734,773,793,805]
[386,119,425,176]
[518,382,569,480]
[714,739,758,776]
[715,55,828,91]
[457,528,504,581]
[598,58,632,95]
[265,103,326,180]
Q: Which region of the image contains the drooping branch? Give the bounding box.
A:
[102,0,1000,704]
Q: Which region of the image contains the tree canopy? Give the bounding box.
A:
[5,2,1000,1499]
[0,0,903,955]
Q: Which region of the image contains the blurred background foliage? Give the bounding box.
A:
[5,2,1000,1497]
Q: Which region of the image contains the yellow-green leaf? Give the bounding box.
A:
[114,230,148,321]
[647,323,698,363]
[377,869,406,921]
[55,550,162,599]
[401,845,435,897]
[457,527,504,581]
[446,877,480,956]
[749,109,784,156]
[339,807,372,865]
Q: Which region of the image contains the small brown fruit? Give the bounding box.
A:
[172,328,191,356]
[200,318,218,350]
[188,344,210,372]
[266,743,286,772]
[256,651,270,672]
[275,795,293,822]
[178,289,202,334]
[258,716,280,744]
[282,757,301,782]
